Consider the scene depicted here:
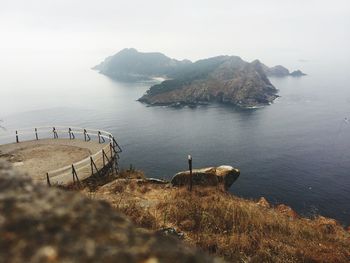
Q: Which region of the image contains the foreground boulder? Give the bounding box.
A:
[171,165,240,190]
[0,161,219,263]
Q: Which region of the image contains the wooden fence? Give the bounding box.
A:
[0,126,122,186]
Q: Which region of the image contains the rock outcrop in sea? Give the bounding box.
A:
[260,63,306,77]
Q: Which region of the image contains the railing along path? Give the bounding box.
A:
[0,126,122,186]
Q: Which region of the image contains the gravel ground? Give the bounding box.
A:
[0,139,105,180]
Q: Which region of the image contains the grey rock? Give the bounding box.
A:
[171,165,240,190]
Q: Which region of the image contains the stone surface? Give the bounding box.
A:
[171,165,240,190]
[0,161,219,263]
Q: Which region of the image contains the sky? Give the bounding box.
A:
[0,0,349,65]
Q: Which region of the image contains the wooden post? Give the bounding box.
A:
[72,164,80,186]
[53,127,58,139]
[113,137,122,153]
[69,128,75,140]
[72,165,76,183]
[109,142,113,159]
[102,149,106,166]
[102,148,112,175]
[98,131,101,143]
[84,129,90,141]
[46,173,51,187]
[35,128,38,140]
[109,142,116,174]
[90,156,94,176]
[15,130,19,143]
[188,155,193,191]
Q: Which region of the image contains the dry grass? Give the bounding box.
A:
[157,188,350,262]
[119,168,145,179]
[84,177,350,263]
[117,201,157,229]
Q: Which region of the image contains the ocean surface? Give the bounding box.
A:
[1,52,350,225]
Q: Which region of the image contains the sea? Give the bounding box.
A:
[1,51,349,225]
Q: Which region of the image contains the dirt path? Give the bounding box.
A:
[0,139,105,180]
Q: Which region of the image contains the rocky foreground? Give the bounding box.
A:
[83,168,350,263]
[0,161,219,263]
[2,160,349,263]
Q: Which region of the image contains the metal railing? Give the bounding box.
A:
[0,126,122,186]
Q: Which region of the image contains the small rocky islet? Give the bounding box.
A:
[94,48,306,108]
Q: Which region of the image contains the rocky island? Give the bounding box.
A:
[94,48,306,108]
[261,64,307,77]
[93,48,191,82]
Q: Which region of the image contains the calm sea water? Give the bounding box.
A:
[1,52,350,225]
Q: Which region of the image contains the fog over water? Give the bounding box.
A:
[1,0,350,224]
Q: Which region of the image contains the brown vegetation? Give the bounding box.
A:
[83,176,350,263]
[0,161,218,263]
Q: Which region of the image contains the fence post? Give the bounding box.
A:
[188,155,193,192]
[53,127,58,139]
[90,156,94,176]
[109,142,116,174]
[72,164,80,186]
[102,149,106,166]
[84,129,90,141]
[15,130,19,143]
[98,131,101,143]
[69,128,75,140]
[109,142,113,159]
[46,173,51,187]
[35,128,38,140]
[112,137,122,153]
[72,165,76,184]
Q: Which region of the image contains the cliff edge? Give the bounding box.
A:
[0,161,218,263]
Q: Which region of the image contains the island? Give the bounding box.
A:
[94,48,306,108]
[261,64,307,77]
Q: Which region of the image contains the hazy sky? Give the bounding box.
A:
[1,0,349,64]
